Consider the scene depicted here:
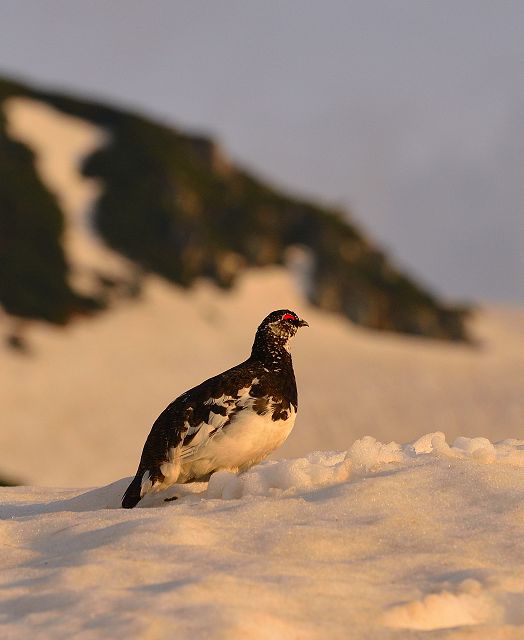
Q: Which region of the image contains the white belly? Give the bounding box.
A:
[179,406,296,482]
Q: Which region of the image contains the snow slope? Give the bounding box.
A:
[1,433,524,639]
[1,98,523,487]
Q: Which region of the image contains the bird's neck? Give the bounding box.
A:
[250,332,293,371]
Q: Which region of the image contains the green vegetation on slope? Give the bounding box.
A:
[0,76,469,340]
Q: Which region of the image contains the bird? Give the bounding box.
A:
[122,309,308,508]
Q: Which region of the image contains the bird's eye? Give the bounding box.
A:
[282,313,296,321]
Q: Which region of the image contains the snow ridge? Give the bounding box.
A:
[207,431,524,501]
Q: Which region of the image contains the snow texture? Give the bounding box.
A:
[1,433,524,639]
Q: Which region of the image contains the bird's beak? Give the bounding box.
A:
[295,318,309,328]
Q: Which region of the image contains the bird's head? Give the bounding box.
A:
[252,309,308,360]
[263,309,309,336]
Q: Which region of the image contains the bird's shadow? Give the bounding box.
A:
[0,478,207,518]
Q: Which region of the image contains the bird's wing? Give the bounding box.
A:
[177,385,261,461]
[135,363,266,489]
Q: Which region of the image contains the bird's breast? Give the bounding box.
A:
[179,399,297,481]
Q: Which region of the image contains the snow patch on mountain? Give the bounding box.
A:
[4,97,135,296]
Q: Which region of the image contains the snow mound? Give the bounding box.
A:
[206,432,524,502]
[382,579,500,630]
[414,431,524,466]
[207,452,352,499]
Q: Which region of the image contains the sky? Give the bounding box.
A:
[1,0,523,303]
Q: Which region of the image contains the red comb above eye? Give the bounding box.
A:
[282,313,296,321]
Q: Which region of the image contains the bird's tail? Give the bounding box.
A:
[122,474,143,509]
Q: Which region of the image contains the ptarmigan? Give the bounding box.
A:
[122,309,308,508]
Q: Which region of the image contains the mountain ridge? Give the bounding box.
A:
[0,74,470,341]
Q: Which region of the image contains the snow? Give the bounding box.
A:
[2,433,524,638]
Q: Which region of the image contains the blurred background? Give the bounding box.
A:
[0,1,523,487]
